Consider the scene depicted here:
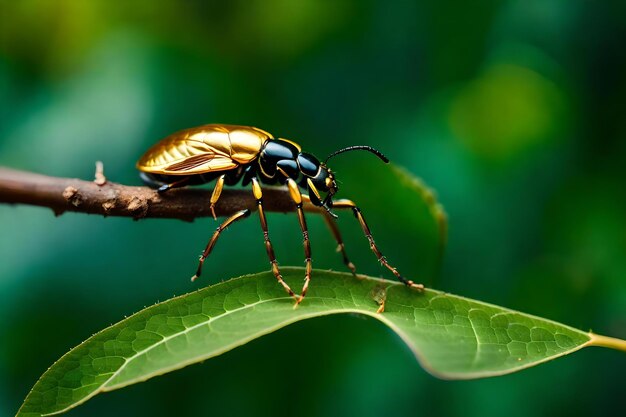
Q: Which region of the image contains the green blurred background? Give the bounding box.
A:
[1,1,625,416]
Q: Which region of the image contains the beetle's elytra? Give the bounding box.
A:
[137,124,424,305]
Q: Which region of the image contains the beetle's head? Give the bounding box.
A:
[298,146,389,218]
[297,153,338,213]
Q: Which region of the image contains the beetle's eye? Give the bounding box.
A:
[325,177,332,187]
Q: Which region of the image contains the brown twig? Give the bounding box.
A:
[0,166,322,221]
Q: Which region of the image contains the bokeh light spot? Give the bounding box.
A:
[448,64,565,161]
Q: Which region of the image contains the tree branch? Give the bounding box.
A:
[0,166,321,221]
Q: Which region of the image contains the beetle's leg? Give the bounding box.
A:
[321,210,357,276]
[157,177,190,193]
[139,172,188,192]
[209,174,226,220]
[252,177,299,301]
[191,209,250,282]
[301,194,357,276]
[332,199,424,290]
[285,179,312,306]
[140,172,169,191]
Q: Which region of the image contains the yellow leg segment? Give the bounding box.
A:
[286,179,312,306]
[252,177,299,301]
[209,174,226,220]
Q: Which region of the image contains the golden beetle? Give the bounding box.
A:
[137,124,423,305]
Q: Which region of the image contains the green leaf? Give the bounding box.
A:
[17,268,624,417]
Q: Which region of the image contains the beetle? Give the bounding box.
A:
[137,124,423,305]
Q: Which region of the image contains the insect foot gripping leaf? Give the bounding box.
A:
[17,268,626,417]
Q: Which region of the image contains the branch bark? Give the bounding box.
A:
[0,167,321,221]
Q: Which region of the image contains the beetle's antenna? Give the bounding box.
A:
[325,146,389,164]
